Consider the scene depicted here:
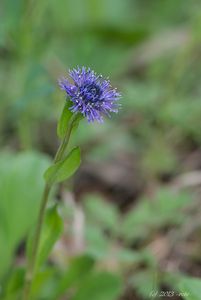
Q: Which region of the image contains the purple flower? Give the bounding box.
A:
[58,67,121,123]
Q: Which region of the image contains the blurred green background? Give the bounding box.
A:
[1,0,201,299]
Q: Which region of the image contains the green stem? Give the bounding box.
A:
[22,114,78,300]
[23,183,51,300]
[54,114,77,163]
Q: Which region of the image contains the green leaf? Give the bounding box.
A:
[84,194,119,232]
[85,225,110,260]
[53,255,94,299]
[173,276,201,300]
[72,272,123,300]
[57,102,73,139]
[44,147,81,184]
[0,151,50,279]
[71,113,84,133]
[37,204,63,267]
[31,267,59,300]
[121,188,191,242]
[3,267,25,300]
[27,204,63,269]
[131,270,159,299]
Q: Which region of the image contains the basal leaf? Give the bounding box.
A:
[72,272,123,300]
[0,151,50,279]
[53,255,94,299]
[173,276,201,300]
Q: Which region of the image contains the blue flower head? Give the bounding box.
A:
[59,67,121,123]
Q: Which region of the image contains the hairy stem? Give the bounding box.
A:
[23,114,78,300]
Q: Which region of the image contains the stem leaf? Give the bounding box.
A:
[26,204,63,270]
[44,147,81,184]
[57,101,73,139]
[37,204,63,267]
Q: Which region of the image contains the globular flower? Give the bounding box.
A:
[58,67,121,123]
